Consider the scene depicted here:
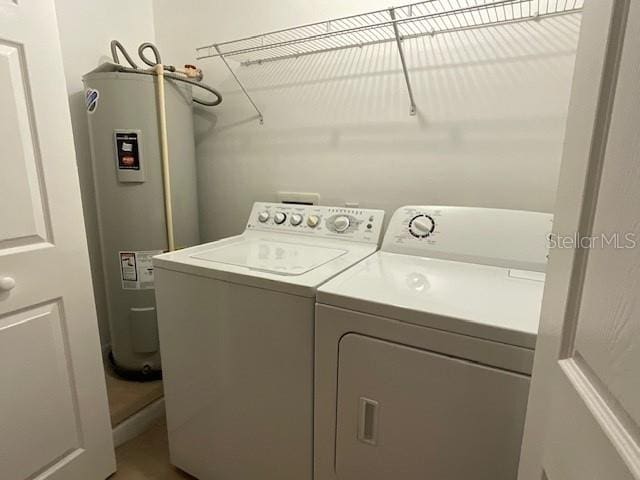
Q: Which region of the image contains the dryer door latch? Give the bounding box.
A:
[358,397,379,446]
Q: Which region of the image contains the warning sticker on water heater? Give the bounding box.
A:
[119,250,163,290]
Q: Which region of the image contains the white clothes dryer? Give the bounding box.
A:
[314,206,553,480]
[153,202,384,480]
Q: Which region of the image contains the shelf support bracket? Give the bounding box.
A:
[389,8,417,116]
[214,45,264,124]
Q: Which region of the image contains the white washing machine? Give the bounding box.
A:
[153,202,384,480]
[314,206,553,480]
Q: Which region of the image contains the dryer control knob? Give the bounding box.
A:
[334,216,350,233]
[258,211,270,223]
[274,212,287,225]
[290,214,303,226]
[409,215,435,238]
[307,215,320,228]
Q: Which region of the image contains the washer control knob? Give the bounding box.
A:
[258,211,270,223]
[274,212,287,225]
[409,215,435,238]
[290,213,303,226]
[0,276,16,292]
[307,215,320,228]
[334,216,350,233]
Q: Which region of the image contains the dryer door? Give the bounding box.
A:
[335,334,530,480]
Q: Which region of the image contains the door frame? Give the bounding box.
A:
[518,0,633,477]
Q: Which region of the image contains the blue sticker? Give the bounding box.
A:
[86,88,99,113]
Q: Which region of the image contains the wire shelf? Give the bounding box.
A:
[197,0,583,65]
[197,0,583,121]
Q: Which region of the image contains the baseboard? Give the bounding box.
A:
[112,397,165,448]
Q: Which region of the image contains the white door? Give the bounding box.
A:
[0,1,116,479]
[519,0,640,478]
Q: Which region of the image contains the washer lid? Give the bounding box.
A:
[317,252,545,349]
[191,238,348,276]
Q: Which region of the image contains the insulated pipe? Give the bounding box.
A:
[110,39,140,69]
[153,64,175,252]
[114,64,222,106]
[110,40,222,106]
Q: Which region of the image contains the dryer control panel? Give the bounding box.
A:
[246,202,385,245]
[382,206,553,272]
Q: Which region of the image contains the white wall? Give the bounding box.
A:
[53,0,581,347]
[153,1,581,241]
[55,0,156,347]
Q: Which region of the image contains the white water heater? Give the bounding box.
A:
[84,66,200,378]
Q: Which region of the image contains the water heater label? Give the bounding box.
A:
[115,132,140,170]
[119,250,163,290]
[114,130,145,182]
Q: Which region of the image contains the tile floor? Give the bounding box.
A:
[105,364,188,478]
[110,417,194,479]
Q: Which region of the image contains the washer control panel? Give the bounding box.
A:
[382,205,554,272]
[247,202,385,244]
